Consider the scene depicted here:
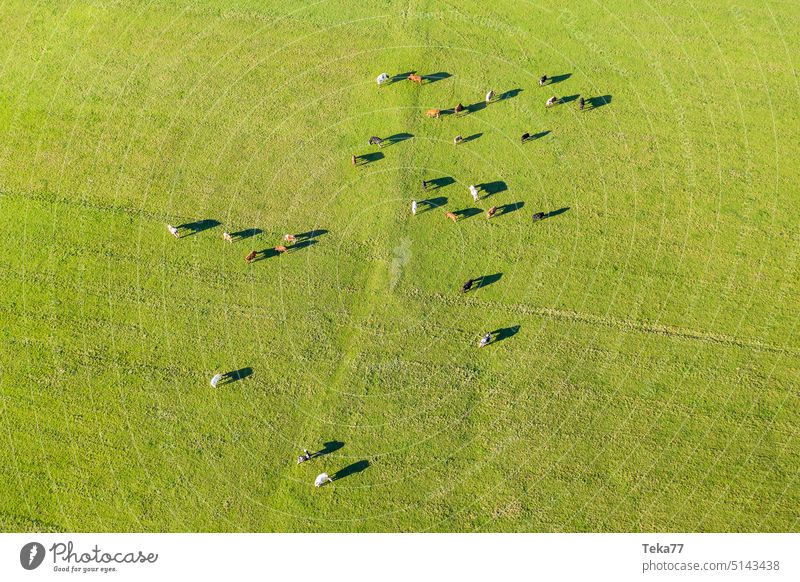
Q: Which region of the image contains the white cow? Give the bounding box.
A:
[376,73,390,86]
[315,473,333,488]
[469,185,480,202]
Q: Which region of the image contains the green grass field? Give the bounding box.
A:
[1,0,798,532]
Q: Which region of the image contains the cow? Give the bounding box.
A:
[461,278,474,293]
[167,224,180,238]
[445,211,458,222]
[578,97,585,110]
[546,96,558,107]
[245,250,257,263]
[486,206,498,219]
[275,245,288,253]
[283,234,297,244]
[539,75,548,86]
[454,103,465,115]
[453,135,463,145]
[351,154,357,166]
[426,108,440,118]
[521,132,530,143]
[469,185,480,202]
[408,74,423,84]
[376,73,390,86]
[485,89,495,103]
[223,231,233,242]
[368,136,384,147]
[532,212,545,222]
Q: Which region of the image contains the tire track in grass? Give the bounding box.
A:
[405,289,799,357]
[259,21,424,528]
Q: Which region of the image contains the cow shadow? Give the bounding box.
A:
[480,180,508,196]
[332,460,370,481]
[547,73,572,85]
[358,152,384,165]
[220,367,253,385]
[421,196,447,211]
[460,133,482,144]
[474,273,502,289]
[559,94,580,105]
[545,206,570,219]
[253,248,281,262]
[390,71,415,83]
[492,325,520,343]
[426,176,455,190]
[295,229,328,240]
[177,218,220,236]
[522,130,550,143]
[498,88,523,101]
[454,207,482,220]
[425,71,452,84]
[495,201,524,216]
[312,440,344,458]
[587,95,612,110]
[384,132,413,147]
[288,239,318,252]
[231,228,262,241]
[466,100,487,114]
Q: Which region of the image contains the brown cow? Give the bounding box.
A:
[426,109,440,118]
[454,103,465,115]
[408,74,423,84]
[283,234,297,244]
[445,211,458,222]
[245,250,257,263]
[486,206,497,219]
[351,154,357,166]
[275,245,288,253]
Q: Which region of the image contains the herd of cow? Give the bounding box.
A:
[165,67,595,487]
[168,68,587,350]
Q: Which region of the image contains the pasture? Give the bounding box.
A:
[0,0,798,532]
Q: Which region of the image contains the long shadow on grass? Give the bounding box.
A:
[454,207,482,220]
[587,95,612,110]
[252,248,280,262]
[384,132,413,147]
[332,460,369,481]
[312,440,344,459]
[178,218,220,236]
[474,273,502,290]
[479,180,508,197]
[495,201,524,216]
[498,88,523,101]
[358,152,384,165]
[426,176,455,190]
[421,196,447,212]
[390,71,416,83]
[424,71,452,84]
[288,239,317,252]
[231,228,262,241]
[522,130,550,143]
[546,73,571,85]
[559,94,580,105]
[491,325,520,343]
[296,229,328,240]
[545,207,570,219]
[466,100,487,114]
[459,133,482,144]
[220,367,253,385]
